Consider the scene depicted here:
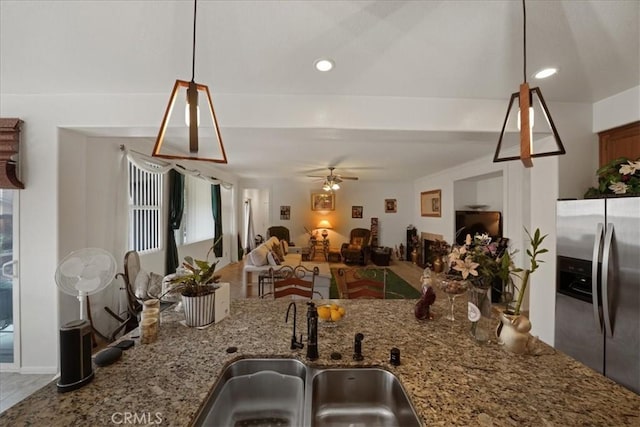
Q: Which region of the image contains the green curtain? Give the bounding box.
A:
[166,169,184,274]
[211,184,223,257]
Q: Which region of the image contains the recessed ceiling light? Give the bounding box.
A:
[314,58,334,72]
[534,68,558,79]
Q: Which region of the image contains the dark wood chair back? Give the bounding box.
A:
[269,265,319,299]
[336,267,386,299]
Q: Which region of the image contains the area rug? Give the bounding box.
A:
[330,268,421,299]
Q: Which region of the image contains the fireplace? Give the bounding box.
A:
[421,232,443,269]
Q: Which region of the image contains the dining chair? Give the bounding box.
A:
[336,267,386,299]
[268,265,319,299]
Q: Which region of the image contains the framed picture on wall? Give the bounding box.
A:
[352,206,363,218]
[311,192,335,211]
[280,205,290,220]
[421,189,441,217]
[385,199,397,213]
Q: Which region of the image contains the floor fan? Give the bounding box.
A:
[54,248,116,392]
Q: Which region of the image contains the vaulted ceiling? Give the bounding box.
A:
[1,0,638,181]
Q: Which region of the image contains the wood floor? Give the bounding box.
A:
[0,257,424,414]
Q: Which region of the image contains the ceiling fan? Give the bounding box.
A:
[307,167,358,191]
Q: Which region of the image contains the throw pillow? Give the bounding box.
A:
[353,237,364,246]
[281,240,289,255]
[267,250,281,266]
[266,236,279,251]
[161,273,182,303]
[249,244,270,266]
[147,272,164,298]
[133,270,149,300]
[272,242,285,262]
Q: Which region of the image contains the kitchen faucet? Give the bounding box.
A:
[285,302,304,350]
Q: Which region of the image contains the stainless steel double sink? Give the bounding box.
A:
[193,358,421,427]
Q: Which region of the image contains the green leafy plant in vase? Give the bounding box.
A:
[511,227,548,316]
[165,237,222,326]
[496,228,547,354]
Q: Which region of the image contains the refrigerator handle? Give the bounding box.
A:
[591,222,604,333]
[602,223,614,337]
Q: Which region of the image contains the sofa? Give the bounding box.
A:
[243,236,301,286]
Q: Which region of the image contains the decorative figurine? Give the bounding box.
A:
[415,269,436,320]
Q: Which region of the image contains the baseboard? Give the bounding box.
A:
[17,366,58,375]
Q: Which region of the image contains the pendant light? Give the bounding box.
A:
[152,0,227,163]
[493,0,565,168]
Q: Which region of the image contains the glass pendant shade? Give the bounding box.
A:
[153,80,227,163]
[494,82,565,168]
[493,0,565,168]
[152,0,227,164]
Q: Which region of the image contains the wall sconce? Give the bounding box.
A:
[493,0,565,168]
[152,0,227,164]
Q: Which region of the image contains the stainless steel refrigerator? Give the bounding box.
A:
[556,197,639,394]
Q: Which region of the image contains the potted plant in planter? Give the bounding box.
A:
[495,228,547,354]
[166,240,222,327]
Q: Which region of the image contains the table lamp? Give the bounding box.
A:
[317,219,333,240]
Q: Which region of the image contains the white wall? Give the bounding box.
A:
[593,86,640,133]
[551,102,599,200]
[239,178,413,251]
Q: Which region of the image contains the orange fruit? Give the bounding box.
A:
[317,305,331,320]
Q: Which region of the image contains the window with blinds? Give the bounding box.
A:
[128,160,163,252]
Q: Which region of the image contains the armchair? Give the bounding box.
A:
[267,226,291,244]
[340,228,372,265]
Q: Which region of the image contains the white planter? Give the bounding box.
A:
[182,292,215,327]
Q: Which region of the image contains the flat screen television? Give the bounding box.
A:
[455,210,502,245]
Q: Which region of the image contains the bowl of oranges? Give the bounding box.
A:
[317,303,346,327]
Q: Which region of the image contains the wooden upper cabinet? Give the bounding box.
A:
[599,121,640,166]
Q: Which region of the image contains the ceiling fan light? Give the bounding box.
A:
[331,182,340,190]
[322,181,331,191]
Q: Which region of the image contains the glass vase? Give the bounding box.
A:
[468,285,493,343]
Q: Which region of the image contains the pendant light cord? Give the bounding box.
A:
[191,0,197,82]
[522,0,527,83]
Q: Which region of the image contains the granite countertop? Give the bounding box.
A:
[2,297,639,426]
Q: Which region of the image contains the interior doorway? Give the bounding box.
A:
[0,190,19,367]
